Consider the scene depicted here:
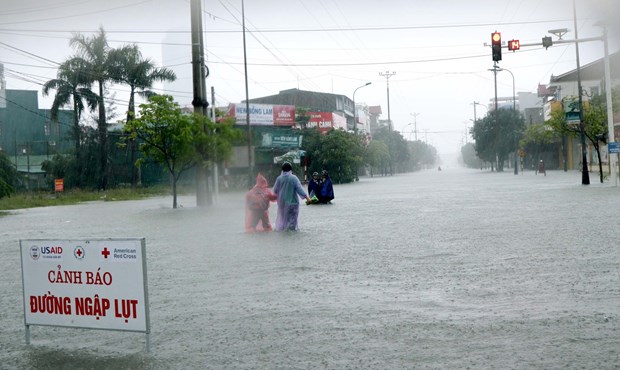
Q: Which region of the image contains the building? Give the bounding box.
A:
[0,65,73,188]
[542,51,620,171]
[486,91,543,125]
[547,51,620,100]
[247,88,356,130]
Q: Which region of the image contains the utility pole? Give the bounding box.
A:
[242,0,253,187]
[379,71,396,130]
[410,112,420,141]
[190,0,211,206]
[600,23,618,186]
[573,0,590,185]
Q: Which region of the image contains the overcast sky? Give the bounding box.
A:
[1,0,619,157]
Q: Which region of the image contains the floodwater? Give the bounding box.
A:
[1,167,619,369]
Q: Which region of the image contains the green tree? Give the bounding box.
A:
[43,58,97,153]
[317,129,362,183]
[409,140,438,170]
[70,26,112,189]
[364,140,390,177]
[0,151,17,199]
[123,95,195,208]
[300,128,362,183]
[43,58,98,187]
[108,44,177,187]
[460,142,481,168]
[41,154,71,189]
[471,109,524,171]
[547,97,608,183]
[124,95,240,208]
[372,127,410,175]
[519,122,561,171]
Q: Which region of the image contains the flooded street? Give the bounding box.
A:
[1,167,619,369]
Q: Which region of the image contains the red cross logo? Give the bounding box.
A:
[73,246,85,260]
[101,247,110,259]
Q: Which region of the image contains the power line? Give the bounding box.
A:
[0,18,576,35]
[0,0,153,26]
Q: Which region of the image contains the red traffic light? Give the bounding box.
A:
[491,32,501,45]
[508,39,520,51]
[491,32,502,61]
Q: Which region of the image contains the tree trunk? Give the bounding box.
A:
[172,173,178,209]
[595,145,604,183]
[128,87,139,188]
[98,81,108,190]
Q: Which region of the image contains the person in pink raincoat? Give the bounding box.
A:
[272,162,311,231]
[245,173,277,232]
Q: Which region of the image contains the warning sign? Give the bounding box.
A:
[20,238,150,333]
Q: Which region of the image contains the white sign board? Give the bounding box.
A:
[20,238,150,333]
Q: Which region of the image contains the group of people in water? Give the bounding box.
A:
[307,170,335,205]
[245,162,335,233]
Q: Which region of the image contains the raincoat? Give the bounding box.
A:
[273,170,309,231]
[308,177,321,198]
[245,174,277,232]
[318,174,334,204]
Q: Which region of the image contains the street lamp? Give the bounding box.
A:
[353,82,371,133]
[472,101,488,122]
[489,66,515,111]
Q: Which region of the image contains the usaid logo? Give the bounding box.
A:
[41,246,63,255]
[29,246,40,260]
[36,245,64,260]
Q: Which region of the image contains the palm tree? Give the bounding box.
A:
[108,44,177,187]
[70,26,111,189]
[42,57,97,154]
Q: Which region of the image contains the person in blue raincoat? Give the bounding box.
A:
[307,172,321,198]
[273,162,312,231]
[318,170,334,204]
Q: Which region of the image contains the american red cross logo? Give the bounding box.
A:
[101,247,110,259]
[76,249,83,257]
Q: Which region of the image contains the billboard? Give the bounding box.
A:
[20,238,149,334]
[307,112,347,133]
[228,103,296,126]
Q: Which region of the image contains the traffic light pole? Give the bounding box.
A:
[492,62,498,171]
[496,21,606,185]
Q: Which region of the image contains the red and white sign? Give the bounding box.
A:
[20,238,149,333]
[228,103,296,126]
[307,112,348,133]
[54,179,64,192]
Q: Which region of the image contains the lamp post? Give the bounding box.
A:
[472,101,488,122]
[379,71,396,130]
[353,82,371,133]
[352,82,371,182]
[499,68,518,175]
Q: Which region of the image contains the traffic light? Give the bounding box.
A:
[491,31,502,61]
[542,36,553,49]
[507,39,520,51]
